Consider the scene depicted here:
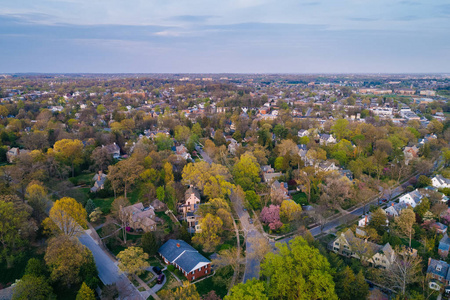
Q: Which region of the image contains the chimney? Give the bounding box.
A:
[392,203,394,206]
[365,215,368,225]
[176,243,180,248]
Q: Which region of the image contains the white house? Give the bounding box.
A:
[432,175,450,189]
[399,189,423,208]
[319,134,337,145]
[298,129,308,137]
[385,202,408,217]
[358,214,371,227]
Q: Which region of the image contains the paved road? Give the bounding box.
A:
[231,191,263,282]
[195,145,213,164]
[79,231,144,300]
[276,157,443,245]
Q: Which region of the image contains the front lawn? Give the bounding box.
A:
[139,270,154,283]
[291,191,308,205]
[195,266,233,299]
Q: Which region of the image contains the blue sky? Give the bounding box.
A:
[0,0,449,73]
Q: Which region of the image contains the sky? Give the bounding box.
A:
[0,0,449,73]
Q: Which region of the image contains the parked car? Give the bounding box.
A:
[381,198,388,203]
[152,266,162,275]
[157,274,165,284]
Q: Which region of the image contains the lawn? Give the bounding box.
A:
[195,266,233,299]
[157,271,180,292]
[291,191,309,205]
[148,256,163,269]
[139,270,154,283]
[69,172,95,186]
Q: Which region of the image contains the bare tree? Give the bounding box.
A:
[247,236,271,262]
[383,247,422,295]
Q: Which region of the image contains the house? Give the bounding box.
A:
[91,171,107,193]
[297,129,308,137]
[158,239,211,281]
[427,258,450,291]
[439,234,450,258]
[319,134,337,145]
[151,199,167,212]
[103,143,120,159]
[6,147,29,163]
[385,202,408,217]
[178,186,201,215]
[328,229,393,268]
[431,222,448,234]
[403,146,419,165]
[317,161,339,172]
[432,175,450,189]
[122,203,157,232]
[358,214,371,227]
[271,180,290,200]
[175,145,192,160]
[185,204,202,234]
[261,165,283,183]
[340,169,353,181]
[227,139,239,155]
[399,189,422,208]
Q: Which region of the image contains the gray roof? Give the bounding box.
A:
[439,234,450,252]
[427,258,450,281]
[185,186,201,201]
[158,239,210,273]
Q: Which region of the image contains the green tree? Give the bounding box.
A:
[279,200,302,223]
[0,200,30,265]
[414,197,430,218]
[24,258,47,277]
[116,247,149,276]
[417,175,432,188]
[245,190,261,210]
[85,199,96,215]
[233,152,260,191]
[12,275,53,300]
[261,237,338,300]
[154,133,174,151]
[51,139,84,177]
[335,266,369,300]
[369,207,388,234]
[107,158,144,198]
[43,197,88,237]
[160,281,201,300]
[225,278,268,300]
[45,235,92,286]
[141,232,158,256]
[192,213,223,252]
[174,125,191,143]
[331,119,349,140]
[76,282,96,300]
[394,208,416,247]
[156,186,165,202]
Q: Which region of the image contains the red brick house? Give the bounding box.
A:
[158,239,211,281]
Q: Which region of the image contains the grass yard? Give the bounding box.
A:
[158,271,180,292]
[195,266,233,299]
[148,256,164,269]
[292,191,308,205]
[139,270,154,283]
[69,172,95,186]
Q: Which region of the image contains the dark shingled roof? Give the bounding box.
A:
[158,239,210,273]
[427,258,450,281]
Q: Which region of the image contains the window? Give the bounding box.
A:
[198,267,201,272]
[205,270,208,274]
[335,242,340,246]
[192,276,195,280]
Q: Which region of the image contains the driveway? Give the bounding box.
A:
[79,231,144,300]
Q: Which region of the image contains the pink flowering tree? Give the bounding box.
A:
[260,205,282,231]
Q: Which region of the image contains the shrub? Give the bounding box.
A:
[167,265,175,272]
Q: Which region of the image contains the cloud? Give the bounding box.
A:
[166,15,216,23]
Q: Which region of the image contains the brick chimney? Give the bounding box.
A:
[176,243,180,248]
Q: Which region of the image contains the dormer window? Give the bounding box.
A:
[437,264,442,272]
